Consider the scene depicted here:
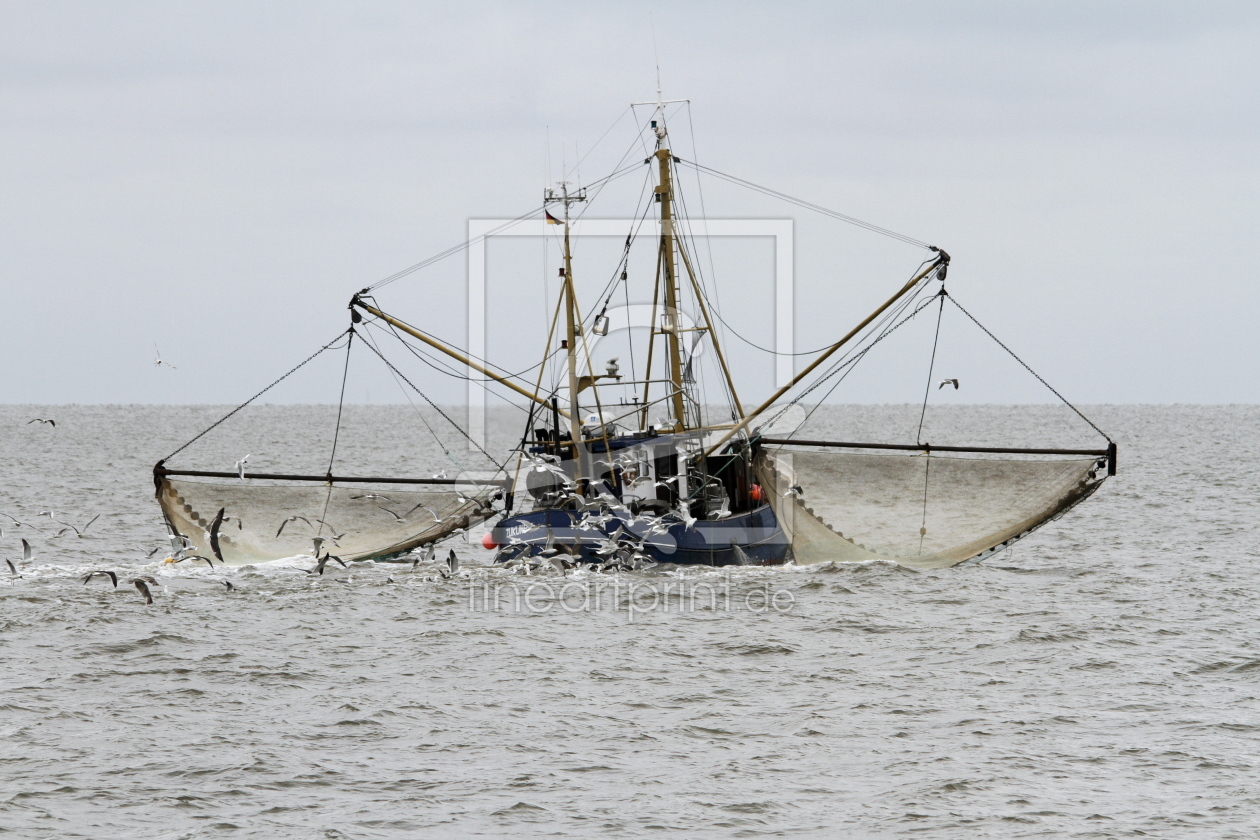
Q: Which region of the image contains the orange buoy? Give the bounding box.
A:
[481,531,498,550]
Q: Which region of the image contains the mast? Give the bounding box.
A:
[655,138,689,431]
[545,181,588,476]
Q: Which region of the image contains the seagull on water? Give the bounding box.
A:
[440,549,459,579]
[5,539,28,575]
[411,543,435,569]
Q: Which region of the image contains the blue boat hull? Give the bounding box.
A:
[489,503,790,567]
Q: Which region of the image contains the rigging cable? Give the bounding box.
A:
[316,327,357,537]
[695,254,938,357]
[357,326,478,473]
[779,286,941,433]
[915,291,947,446]
[162,328,353,462]
[367,158,649,294]
[945,295,1113,444]
[674,158,934,251]
[364,319,534,419]
[357,330,508,472]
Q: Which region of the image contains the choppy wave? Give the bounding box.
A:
[2,405,1259,838]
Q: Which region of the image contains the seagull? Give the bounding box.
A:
[731,545,755,567]
[234,454,250,480]
[55,514,101,539]
[1,513,43,534]
[83,570,118,587]
[938,378,959,390]
[154,345,177,369]
[133,578,154,604]
[275,516,313,537]
[311,519,345,543]
[351,493,394,502]
[26,418,56,427]
[221,580,235,592]
[208,508,229,564]
[441,549,459,579]
[160,531,195,563]
[432,469,448,479]
[373,504,406,523]
[5,558,18,576]
[403,503,443,523]
[312,553,346,575]
[412,543,435,569]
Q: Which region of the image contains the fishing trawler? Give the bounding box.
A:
[153,100,1115,570]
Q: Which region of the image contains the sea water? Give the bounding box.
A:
[1,404,1257,838]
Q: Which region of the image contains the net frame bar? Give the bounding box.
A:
[759,437,1114,463]
[154,467,513,488]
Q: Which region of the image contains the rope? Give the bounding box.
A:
[946,295,1113,444]
[317,328,356,537]
[790,291,939,411]
[357,333,507,472]
[918,454,932,557]
[365,157,648,294]
[163,328,353,462]
[324,328,355,477]
[915,292,947,445]
[675,158,934,250]
[358,327,463,466]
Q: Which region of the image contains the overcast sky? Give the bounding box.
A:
[2,1,1257,406]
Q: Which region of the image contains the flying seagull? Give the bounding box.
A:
[56,514,101,539]
[83,570,119,588]
[440,549,459,579]
[1,513,43,534]
[312,553,346,576]
[154,345,176,369]
[938,379,959,390]
[133,578,154,604]
[208,508,228,564]
[234,455,250,480]
[275,515,313,538]
[403,502,443,523]
[26,418,55,427]
[351,493,394,502]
